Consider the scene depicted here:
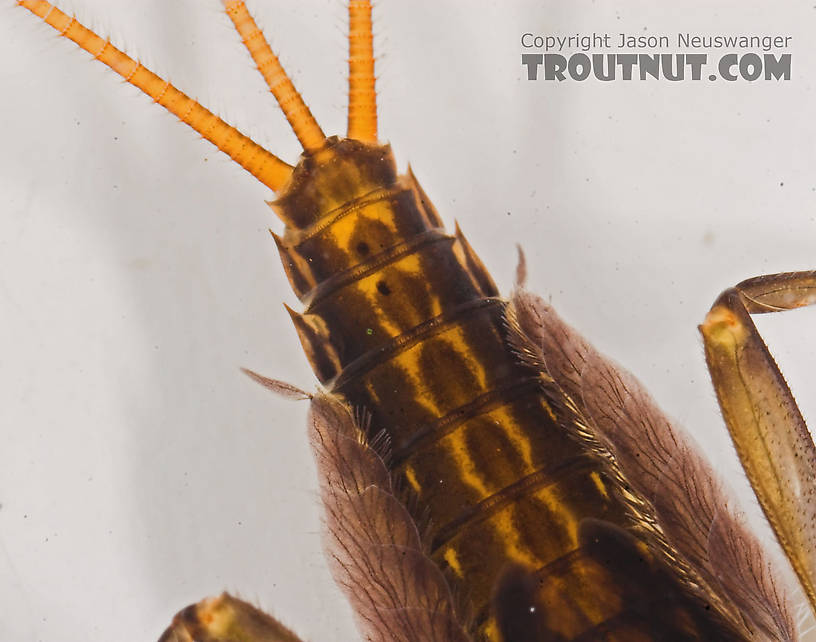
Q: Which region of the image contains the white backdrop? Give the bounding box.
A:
[1,1,815,640]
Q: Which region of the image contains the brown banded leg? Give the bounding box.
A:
[700,271,816,617]
[157,593,304,642]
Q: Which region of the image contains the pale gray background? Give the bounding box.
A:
[1,1,815,640]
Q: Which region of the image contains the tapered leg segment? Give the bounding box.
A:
[700,271,816,617]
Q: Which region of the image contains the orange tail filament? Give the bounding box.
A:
[347,0,378,142]
[222,0,326,152]
[18,0,292,192]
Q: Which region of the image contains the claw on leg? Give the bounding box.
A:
[700,271,816,617]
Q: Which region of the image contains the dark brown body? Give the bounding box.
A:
[273,137,745,641]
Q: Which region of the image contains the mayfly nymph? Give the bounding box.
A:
[9,1,816,641]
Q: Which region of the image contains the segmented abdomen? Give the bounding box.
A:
[275,137,744,641]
